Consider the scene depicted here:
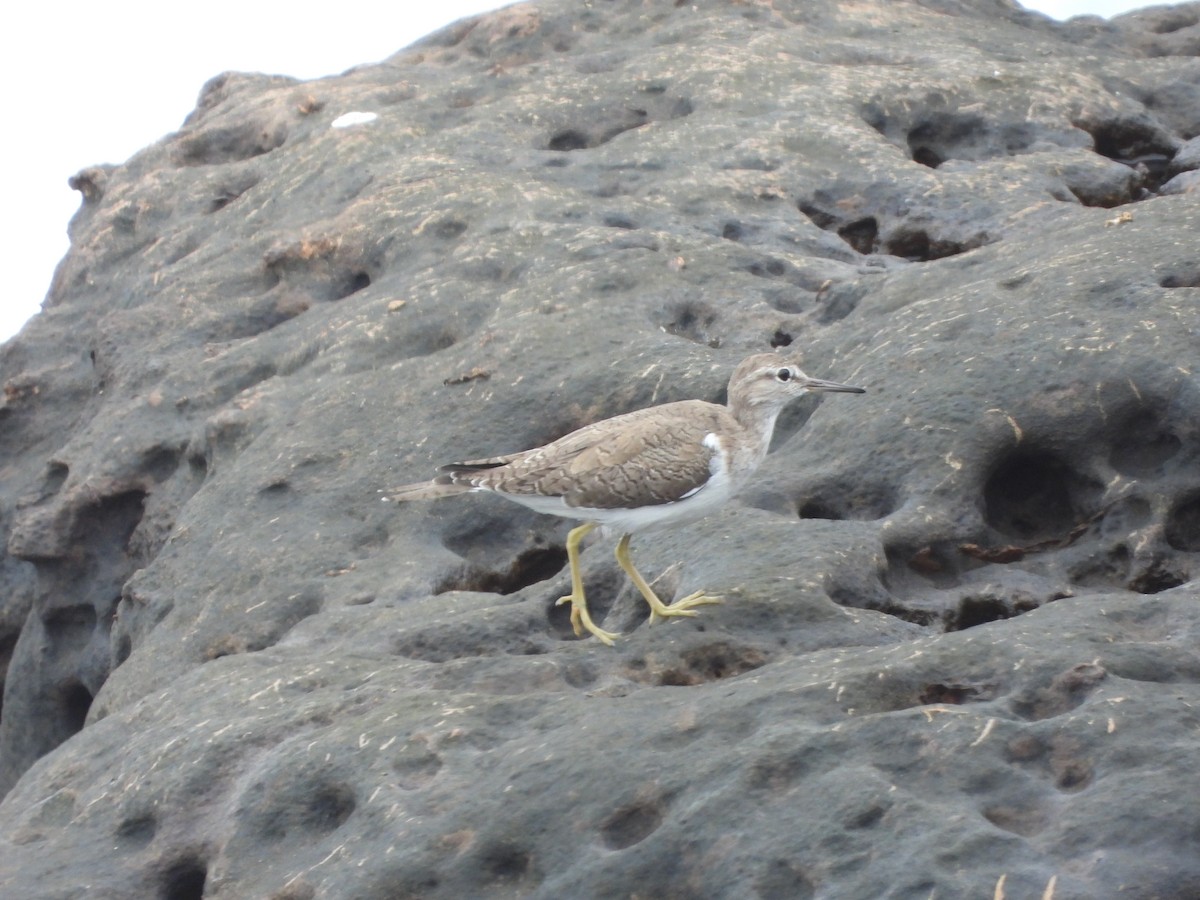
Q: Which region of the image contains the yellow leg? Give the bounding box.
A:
[555,522,621,645]
[615,534,723,626]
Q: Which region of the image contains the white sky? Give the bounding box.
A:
[0,0,1155,344]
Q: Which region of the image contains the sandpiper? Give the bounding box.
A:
[390,353,865,645]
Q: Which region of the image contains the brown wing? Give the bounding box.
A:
[452,400,730,509]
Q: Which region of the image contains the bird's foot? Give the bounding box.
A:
[648,590,724,626]
[556,593,622,646]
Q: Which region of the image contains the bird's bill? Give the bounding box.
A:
[804,377,866,394]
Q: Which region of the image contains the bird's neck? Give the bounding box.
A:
[730,400,784,462]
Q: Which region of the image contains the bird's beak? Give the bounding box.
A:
[804,377,866,394]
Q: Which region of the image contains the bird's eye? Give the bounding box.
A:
[776,368,792,382]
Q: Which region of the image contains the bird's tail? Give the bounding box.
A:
[383,479,474,502]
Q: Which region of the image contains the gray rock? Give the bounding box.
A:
[1,0,1199,896]
[1162,168,1200,193]
[1172,134,1200,172]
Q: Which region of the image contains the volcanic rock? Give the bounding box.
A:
[1,0,1199,897]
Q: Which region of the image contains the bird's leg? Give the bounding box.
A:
[615,534,723,626]
[555,522,621,645]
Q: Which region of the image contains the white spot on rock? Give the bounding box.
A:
[331,111,378,129]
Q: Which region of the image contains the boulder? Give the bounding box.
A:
[1,0,1198,896]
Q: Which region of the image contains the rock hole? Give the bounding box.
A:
[115,632,133,666]
[918,682,997,704]
[883,228,980,262]
[1166,494,1200,552]
[603,215,636,229]
[982,804,1047,837]
[188,452,208,480]
[306,783,357,834]
[837,217,879,255]
[911,145,943,168]
[393,744,443,790]
[209,192,238,213]
[176,120,287,166]
[163,236,203,267]
[744,257,788,278]
[117,814,158,847]
[815,282,867,324]
[43,605,97,644]
[336,271,372,300]
[797,202,837,230]
[746,747,816,793]
[433,219,468,239]
[834,590,928,628]
[848,805,887,829]
[547,129,590,151]
[435,546,569,596]
[1054,760,1093,792]
[798,499,841,520]
[1108,410,1180,476]
[600,798,666,849]
[656,300,721,347]
[722,222,744,241]
[1071,543,1131,591]
[207,176,259,213]
[656,641,766,686]
[546,103,681,152]
[1074,116,1177,193]
[141,444,183,483]
[983,451,1100,542]
[258,778,356,841]
[158,855,207,900]
[945,595,1011,631]
[1160,267,1200,289]
[794,481,896,522]
[905,112,992,168]
[1127,565,1186,594]
[480,842,537,883]
[669,97,695,118]
[258,480,293,499]
[59,680,94,736]
[868,599,939,627]
[756,859,818,900]
[0,635,13,716]
[1127,154,1173,189]
[1004,733,1044,763]
[770,329,793,348]
[1080,118,1168,161]
[1011,662,1106,721]
[1102,496,1154,534]
[87,490,148,553]
[44,462,69,494]
[884,543,962,590]
[262,238,378,304]
[884,228,934,260]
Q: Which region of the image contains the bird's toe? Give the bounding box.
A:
[557,593,621,645]
[649,591,723,625]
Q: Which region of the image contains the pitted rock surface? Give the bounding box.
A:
[1,1,1199,897]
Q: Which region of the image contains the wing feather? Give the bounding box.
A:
[452,400,730,509]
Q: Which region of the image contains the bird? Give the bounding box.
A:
[389,353,865,645]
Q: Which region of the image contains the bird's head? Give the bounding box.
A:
[728,353,865,413]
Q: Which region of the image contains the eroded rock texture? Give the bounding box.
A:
[2,0,1199,896]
